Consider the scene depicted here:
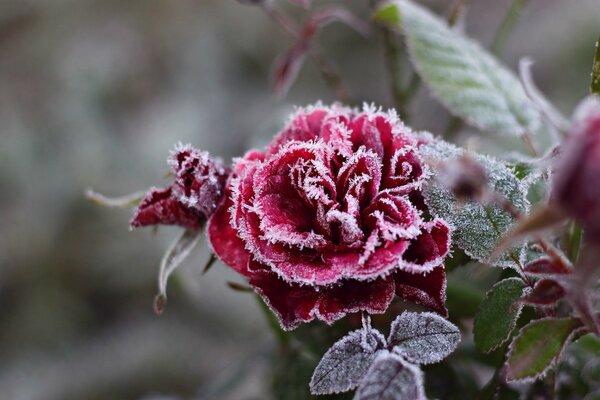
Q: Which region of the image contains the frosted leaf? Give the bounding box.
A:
[85,189,146,208]
[388,311,460,365]
[374,0,542,138]
[310,327,386,395]
[420,139,530,269]
[154,229,200,314]
[353,351,425,400]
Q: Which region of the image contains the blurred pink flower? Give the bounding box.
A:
[553,96,600,243]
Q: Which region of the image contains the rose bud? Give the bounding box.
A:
[208,104,452,330]
[552,96,600,243]
[131,144,228,231]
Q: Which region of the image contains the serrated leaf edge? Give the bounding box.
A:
[474,277,528,354]
[388,311,461,365]
[504,317,584,383]
[309,328,387,395]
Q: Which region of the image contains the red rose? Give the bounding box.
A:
[553,96,600,243]
[208,104,451,329]
[131,143,229,231]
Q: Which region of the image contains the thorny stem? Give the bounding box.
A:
[379,23,406,117]
[260,1,354,103]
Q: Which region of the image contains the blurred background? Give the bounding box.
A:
[0,0,598,399]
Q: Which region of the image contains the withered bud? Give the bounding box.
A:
[438,155,488,201]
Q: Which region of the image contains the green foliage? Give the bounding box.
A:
[591,35,600,95]
[474,278,525,353]
[374,0,542,137]
[420,139,529,269]
[506,317,581,382]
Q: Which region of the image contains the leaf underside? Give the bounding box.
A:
[375,0,542,137]
[388,311,461,365]
[354,351,425,400]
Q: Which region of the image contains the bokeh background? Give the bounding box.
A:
[0,0,598,399]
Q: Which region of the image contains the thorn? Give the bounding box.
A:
[227,281,253,292]
[154,294,167,316]
[202,253,218,275]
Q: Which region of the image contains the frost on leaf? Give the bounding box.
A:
[154,229,201,314]
[354,351,425,400]
[310,327,386,395]
[420,139,530,269]
[374,0,543,138]
[388,311,460,365]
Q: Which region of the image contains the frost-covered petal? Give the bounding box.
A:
[249,267,396,330]
[394,265,448,317]
[130,186,202,231]
[401,219,451,273]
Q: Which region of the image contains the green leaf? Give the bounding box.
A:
[591,35,600,95]
[474,278,526,353]
[374,0,542,137]
[506,317,581,382]
[420,139,530,269]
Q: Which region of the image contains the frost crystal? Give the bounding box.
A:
[310,328,386,395]
[353,351,425,400]
[310,311,460,398]
[388,311,461,365]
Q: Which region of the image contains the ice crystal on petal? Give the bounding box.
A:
[310,327,386,395]
[353,351,425,400]
[388,311,460,365]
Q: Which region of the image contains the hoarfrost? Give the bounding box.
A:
[388,311,460,365]
[420,139,530,269]
[310,327,386,395]
[353,351,425,400]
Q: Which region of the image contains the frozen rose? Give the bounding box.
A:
[208,104,452,329]
[131,143,228,231]
[553,96,600,242]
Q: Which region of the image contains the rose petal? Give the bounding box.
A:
[402,219,451,273]
[130,186,202,231]
[394,265,448,317]
[250,265,395,330]
[207,188,251,277]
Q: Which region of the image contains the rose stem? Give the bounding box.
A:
[260,1,354,103]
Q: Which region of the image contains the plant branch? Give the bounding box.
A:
[490,0,530,56]
[260,1,354,103]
